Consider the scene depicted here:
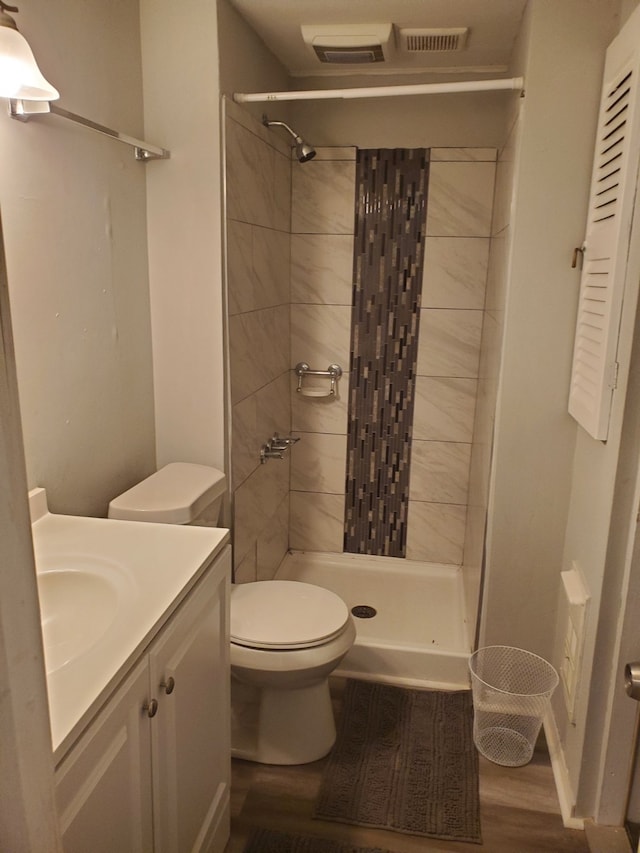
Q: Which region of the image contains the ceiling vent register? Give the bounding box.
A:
[398,27,469,53]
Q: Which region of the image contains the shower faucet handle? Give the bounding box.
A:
[260,434,299,463]
[271,433,300,449]
[260,441,284,464]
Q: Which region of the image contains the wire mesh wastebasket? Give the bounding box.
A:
[469,645,559,767]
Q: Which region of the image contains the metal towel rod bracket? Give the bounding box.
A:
[9,99,170,161]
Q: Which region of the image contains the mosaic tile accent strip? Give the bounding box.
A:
[344,149,429,557]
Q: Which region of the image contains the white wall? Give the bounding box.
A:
[0,219,61,851]
[290,75,511,149]
[0,0,156,517]
[554,1,640,816]
[140,0,225,472]
[218,0,291,125]
[480,0,618,659]
[0,0,155,841]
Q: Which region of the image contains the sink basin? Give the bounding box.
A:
[36,562,122,673]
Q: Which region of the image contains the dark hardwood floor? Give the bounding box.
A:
[224,678,590,853]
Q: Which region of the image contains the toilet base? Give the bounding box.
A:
[231,677,336,765]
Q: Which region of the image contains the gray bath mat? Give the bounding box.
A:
[243,827,394,853]
[314,679,481,844]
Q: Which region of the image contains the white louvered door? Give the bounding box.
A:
[568,21,640,441]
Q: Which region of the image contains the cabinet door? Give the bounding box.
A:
[55,660,153,853]
[149,553,231,853]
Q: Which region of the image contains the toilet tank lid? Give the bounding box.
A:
[108,462,226,524]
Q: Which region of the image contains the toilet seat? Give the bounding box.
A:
[230,581,349,650]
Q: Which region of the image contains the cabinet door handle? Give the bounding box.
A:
[161,676,175,695]
[143,698,159,718]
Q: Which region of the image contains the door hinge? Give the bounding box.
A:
[608,361,620,389]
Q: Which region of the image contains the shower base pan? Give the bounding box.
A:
[275,550,471,690]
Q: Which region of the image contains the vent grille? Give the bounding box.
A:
[313,44,385,64]
[399,27,469,53]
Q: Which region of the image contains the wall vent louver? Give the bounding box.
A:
[568,24,640,440]
[399,27,469,53]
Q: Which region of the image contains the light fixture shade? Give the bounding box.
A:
[0,24,58,101]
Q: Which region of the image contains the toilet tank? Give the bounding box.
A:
[108,462,227,526]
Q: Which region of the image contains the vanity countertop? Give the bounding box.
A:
[29,489,229,763]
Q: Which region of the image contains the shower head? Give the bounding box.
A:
[262,115,317,163]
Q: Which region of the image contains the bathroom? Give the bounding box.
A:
[2,0,640,847]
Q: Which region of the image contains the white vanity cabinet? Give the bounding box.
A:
[54,547,231,853]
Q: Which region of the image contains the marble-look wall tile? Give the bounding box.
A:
[226,102,293,573]
[291,372,349,435]
[291,304,352,372]
[257,494,289,580]
[426,162,496,237]
[227,220,254,315]
[462,136,513,637]
[290,432,348,494]
[273,147,293,230]
[417,309,483,378]
[491,116,520,236]
[226,118,271,226]
[413,377,477,443]
[256,371,291,447]
[232,373,291,488]
[485,226,510,318]
[225,98,290,158]
[312,147,357,161]
[234,544,257,584]
[291,234,354,305]
[228,223,289,316]
[290,492,345,552]
[409,440,472,505]
[229,305,289,404]
[431,148,497,162]
[406,501,466,565]
[253,227,290,308]
[226,118,290,231]
[291,161,357,234]
[466,407,493,513]
[422,237,489,309]
[234,456,289,568]
[232,392,257,488]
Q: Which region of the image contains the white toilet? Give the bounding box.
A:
[108,462,356,766]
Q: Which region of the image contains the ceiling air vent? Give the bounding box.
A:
[301,23,393,64]
[399,27,469,53]
[312,44,385,64]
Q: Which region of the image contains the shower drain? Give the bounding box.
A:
[351,604,377,619]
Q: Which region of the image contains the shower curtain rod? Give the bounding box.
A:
[233,76,524,104]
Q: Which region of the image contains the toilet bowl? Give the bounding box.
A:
[230,580,356,764]
[108,462,355,766]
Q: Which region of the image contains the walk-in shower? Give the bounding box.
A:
[224,95,498,691]
[262,115,316,162]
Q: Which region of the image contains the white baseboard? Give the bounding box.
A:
[544,710,585,830]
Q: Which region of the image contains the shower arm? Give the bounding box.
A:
[262,116,301,143]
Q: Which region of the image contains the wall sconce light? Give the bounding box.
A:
[0,1,58,101]
[2,1,169,161]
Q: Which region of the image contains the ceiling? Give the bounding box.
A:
[227,0,529,79]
